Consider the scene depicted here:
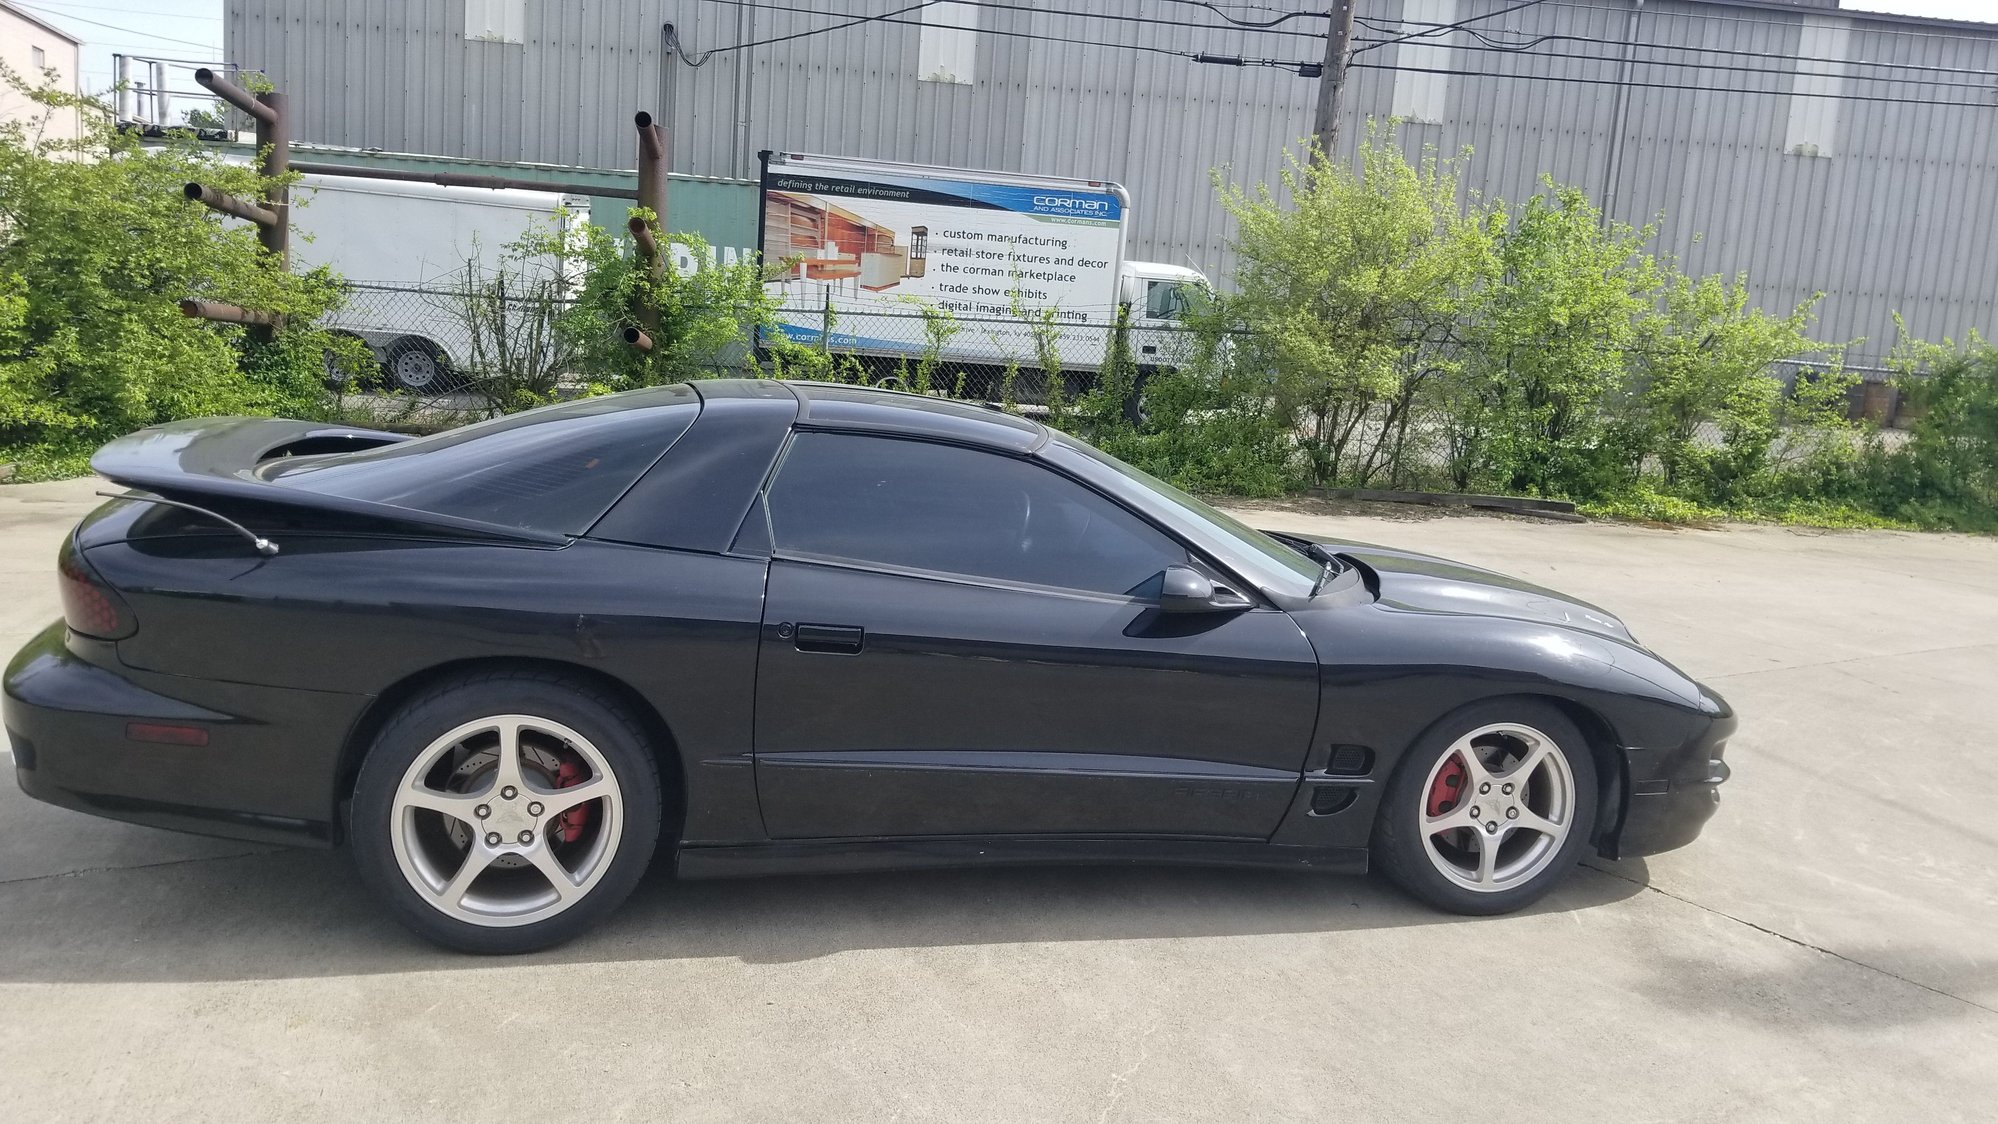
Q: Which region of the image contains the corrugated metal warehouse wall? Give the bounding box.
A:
[225,0,1998,366]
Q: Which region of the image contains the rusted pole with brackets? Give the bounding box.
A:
[183,68,290,337]
[178,299,280,327]
[627,112,669,351]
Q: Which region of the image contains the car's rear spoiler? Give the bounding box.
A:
[90,416,569,545]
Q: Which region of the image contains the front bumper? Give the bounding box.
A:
[1611,686,1736,858]
[5,621,370,847]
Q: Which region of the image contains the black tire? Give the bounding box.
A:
[320,331,378,390]
[349,670,663,954]
[1373,699,1598,916]
[383,338,451,393]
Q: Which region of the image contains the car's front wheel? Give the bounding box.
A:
[1373,700,1598,915]
[349,671,662,953]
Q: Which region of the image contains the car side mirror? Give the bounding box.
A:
[1158,565,1253,614]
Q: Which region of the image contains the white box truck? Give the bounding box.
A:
[289,175,590,392]
[759,152,1211,389]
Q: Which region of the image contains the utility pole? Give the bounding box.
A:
[1311,0,1358,164]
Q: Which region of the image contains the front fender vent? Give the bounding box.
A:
[1325,745,1375,776]
[1309,786,1358,817]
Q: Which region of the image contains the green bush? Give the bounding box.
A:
[1091,368,1299,497]
[1618,274,1841,506]
[1446,183,1659,498]
[1209,126,1493,487]
[0,66,352,478]
[1065,121,1992,532]
[1853,331,1998,531]
[534,217,771,390]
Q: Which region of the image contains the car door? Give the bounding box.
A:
[750,430,1321,840]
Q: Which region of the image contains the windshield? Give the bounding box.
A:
[1043,433,1322,597]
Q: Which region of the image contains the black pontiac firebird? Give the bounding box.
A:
[6,380,1733,953]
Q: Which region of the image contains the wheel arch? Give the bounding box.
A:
[386,333,451,364]
[1373,691,1626,853]
[334,656,686,848]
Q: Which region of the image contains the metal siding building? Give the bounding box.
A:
[225,0,1998,366]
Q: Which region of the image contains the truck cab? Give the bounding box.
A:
[1121,262,1212,371]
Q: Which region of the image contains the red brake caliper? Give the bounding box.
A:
[1426,754,1467,817]
[554,755,593,843]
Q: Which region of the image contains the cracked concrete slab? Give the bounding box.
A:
[1,479,1993,1121]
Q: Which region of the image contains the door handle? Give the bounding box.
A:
[792,622,864,654]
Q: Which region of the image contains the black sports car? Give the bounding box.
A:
[6,380,1733,952]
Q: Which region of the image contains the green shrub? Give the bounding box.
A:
[1618,274,1838,505]
[1085,119,1952,531]
[534,217,771,389]
[1444,182,1658,498]
[0,66,351,473]
[1210,124,1493,487]
[1854,331,1998,531]
[1089,367,1300,497]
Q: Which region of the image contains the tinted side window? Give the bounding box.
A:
[767,432,1185,597]
[260,386,698,535]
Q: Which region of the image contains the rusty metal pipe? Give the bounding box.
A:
[622,326,654,352]
[257,90,289,263]
[635,111,665,161]
[193,68,276,125]
[180,298,281,327]
[628,215,659,260]
[291,161,638,199]
[184,182,278,226]
[634,111,667,231]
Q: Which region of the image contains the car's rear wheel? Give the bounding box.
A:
[1373,700,1597,915]
[349,671,662,953]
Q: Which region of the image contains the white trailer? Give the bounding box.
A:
[289,175,589,391]
[759,153,1210,383]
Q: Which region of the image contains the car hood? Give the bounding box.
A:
[1300,536,1638,644]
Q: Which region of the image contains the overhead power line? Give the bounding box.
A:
[1540,0,1998,51]
[676,0,943,64]
[693,0,1325,39]
[1351,0,1551,57]
[1363,39,1998,93]
[1347,60,1998,110]
[1150,0,1329,30]
[11,2,224,53]
[1355,18,1998,80]
[23,0,219,18]
[675,0,1323,70]
[1156,0,1309,12]
[665,0,1998,108]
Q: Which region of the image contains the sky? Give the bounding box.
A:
[10,0,224,104]
[9,0,1994,109]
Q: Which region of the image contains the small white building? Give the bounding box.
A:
[0,0,83,144]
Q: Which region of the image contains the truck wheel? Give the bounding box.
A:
[321,332,377,390]
[385,339,449,393]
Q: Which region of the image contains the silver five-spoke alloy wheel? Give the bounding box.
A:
[389,714,624,927]
[1416,722,1576,892]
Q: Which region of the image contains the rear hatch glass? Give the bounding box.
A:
[257,385,699,535]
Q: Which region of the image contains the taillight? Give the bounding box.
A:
[57,536,136,640]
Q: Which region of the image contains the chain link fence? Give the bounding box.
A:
[321,282,1905,466]
[323,280,1202,402]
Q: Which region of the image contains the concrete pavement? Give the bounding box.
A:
[2,475,1995,1122]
